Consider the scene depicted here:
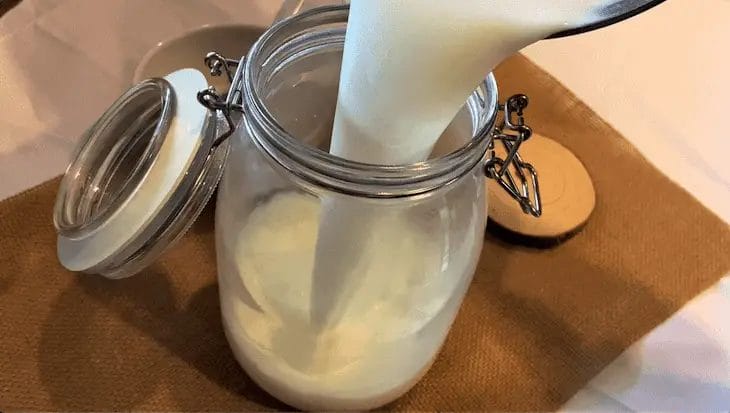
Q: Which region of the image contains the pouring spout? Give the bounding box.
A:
[546,0,666,39]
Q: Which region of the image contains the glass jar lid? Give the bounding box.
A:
[54,68,229,279]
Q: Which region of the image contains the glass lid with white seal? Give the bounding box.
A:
[54,68,231,279]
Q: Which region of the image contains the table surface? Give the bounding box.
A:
[0,0,728,411]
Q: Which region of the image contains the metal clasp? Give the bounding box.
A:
[196,52,246,148]
[486,94,542,217]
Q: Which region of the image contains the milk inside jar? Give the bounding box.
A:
[217,1,612,410]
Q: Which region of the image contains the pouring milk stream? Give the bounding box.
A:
[310,0,613,328]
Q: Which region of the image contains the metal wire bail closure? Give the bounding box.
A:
[197,52,245,148]
[486,95,542,217]
[197,52,542,217]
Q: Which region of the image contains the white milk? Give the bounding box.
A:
[221,191,480,410]
[312,0,611,329]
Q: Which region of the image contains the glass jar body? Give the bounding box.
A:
[215,6,496,411]
[217,142,485,411]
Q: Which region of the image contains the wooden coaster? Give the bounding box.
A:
[486,133,595,242]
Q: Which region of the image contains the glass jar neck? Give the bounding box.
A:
[242,5,499,198]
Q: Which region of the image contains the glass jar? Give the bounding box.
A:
[53,4,540,411]
[214,6,496,410]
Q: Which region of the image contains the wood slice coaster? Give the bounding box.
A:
[486,133,595,245]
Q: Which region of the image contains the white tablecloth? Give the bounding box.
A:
[1,0,728,410]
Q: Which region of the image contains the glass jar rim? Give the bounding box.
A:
[242,4,500,198]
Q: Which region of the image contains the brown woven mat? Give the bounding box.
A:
[1,54,729,411]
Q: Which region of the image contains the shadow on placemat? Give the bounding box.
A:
[0,54,729,411]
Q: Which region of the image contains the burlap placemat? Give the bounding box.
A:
[1,53,729,411]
